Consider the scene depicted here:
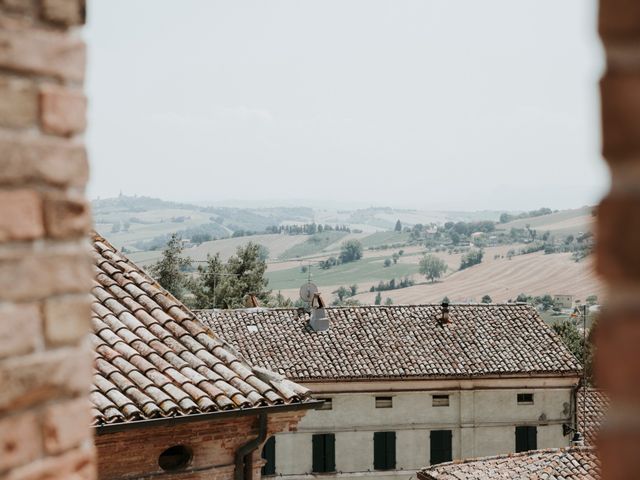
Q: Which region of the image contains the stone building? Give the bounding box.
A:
[90,233,318,479]
[197,303,582,480]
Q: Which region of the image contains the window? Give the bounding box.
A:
[517,393,534,405]
[515,426,537,453]
[430,430,452,465]
[373,432,396,470]
[312,434,335,473]
[318,398,333,410]
[261,436,276,476]
[375,396,393,408]
[432,394,450,407]
[158,445,192,472]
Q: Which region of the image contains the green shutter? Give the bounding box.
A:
[386,432,396,469]
[515,426,527,453]
[430,430,452,465]
[374,432,385,470]
[261,436,276,475]
[312,434,324,473]
[325,434,336,472]
[528,426,537,451]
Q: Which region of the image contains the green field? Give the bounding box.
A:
[359,231,411,248]
[267,256,419,290]
[278,231,349,260]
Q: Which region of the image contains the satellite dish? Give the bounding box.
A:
[299,282,318,303]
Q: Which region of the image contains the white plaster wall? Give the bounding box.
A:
[271,387,574,479]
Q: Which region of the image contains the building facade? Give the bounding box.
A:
[197,303,582,479]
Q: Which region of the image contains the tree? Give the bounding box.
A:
[392,253,400,264]
[374,292,382,305]
[339,240,363,263]
[553,319,595,383]
[148,234,192,302]
[334,286,350,302]
[384,258,392,267]
[516,293,530,303]
[586,295,598,306]
[193,242,271,309]
[450,231,460,245]
[395,219,402,232]
[441,296,450,303]
[419,254,447,282]
[350,284,358,296]
[460,249,484,270]
[384,297,393,305]
[481,295,492,303]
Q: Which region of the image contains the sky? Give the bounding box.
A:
[85,0,607,211]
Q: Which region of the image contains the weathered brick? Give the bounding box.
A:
[0,74,37,129]
[596,194,640,282]
[0,190,44,242]
[43,192,91,239]
[0,251,92,301]
[0,136,89,187]
[41,0,85,26]
[0,0,34,14]
[0,411,41,472]
[0,302,41,359]
[0,19,85,82]
[44,294,91,346]
[6,445,96,480]
[39,85,86,137]
[43,397,92,454]
[601,72,640,160]
[0,347,92,413]
[599,0,640,41]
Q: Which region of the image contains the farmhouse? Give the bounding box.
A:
[196,302,582,480]
[417,446,599,479]
[90,233,317,479]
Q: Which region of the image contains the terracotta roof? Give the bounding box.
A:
[417,447,600,480]
[577,387,609,445]
[90,233,311,426]
[195,304,581,381]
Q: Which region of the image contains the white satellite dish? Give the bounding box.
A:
[299,282,318,303]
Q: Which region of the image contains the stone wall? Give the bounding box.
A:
[596,1,640,478]
[0,1,95,479]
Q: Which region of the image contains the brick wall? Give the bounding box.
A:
[95,411,306,480]
[596,1,640,479]
[0,1,95,479]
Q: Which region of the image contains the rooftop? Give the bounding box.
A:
[90,233,311,426]
[578,387,610,445]
[195,304,581,381]
[417,447,599,479]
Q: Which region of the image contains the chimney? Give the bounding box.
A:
[440,301,450,323]
[244,294,260,308]
[309,293,329,331]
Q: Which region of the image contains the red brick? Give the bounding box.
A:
[0,302,41,359]
[600,72,640,160]
[43,192,91,239]
[0,347,92,413]
[0,251,92,301]
[39,85,86,137]
[43,294,91,346]
[0,411,41,472]
[0,74,37,129]
[599,0,640,41]
[0,136,89,187]
[596,194,640,282]
[43,397,92,454]
[0,18,85,82]
[41,0,85,26]
[6,445,96,480]
[0,190,44,242]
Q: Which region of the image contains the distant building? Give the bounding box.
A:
[554,294,574,309]
[417,446,599,479]
[197,303,581,480]
[90,234,317,480]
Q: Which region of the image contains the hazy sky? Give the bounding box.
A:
[86,0,607,211]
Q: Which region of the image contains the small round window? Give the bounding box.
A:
[158,445,192,472]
